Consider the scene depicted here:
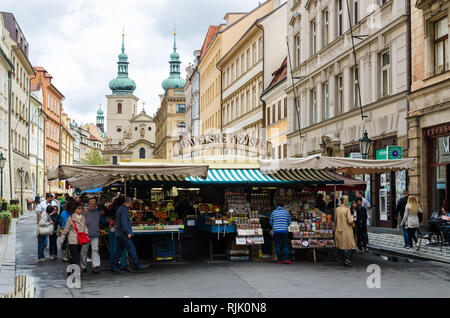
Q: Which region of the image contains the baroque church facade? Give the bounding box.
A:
[102,33,156,164]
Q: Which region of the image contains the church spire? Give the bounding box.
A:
[109,31,136,95]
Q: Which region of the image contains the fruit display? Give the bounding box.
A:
[126,199,184,231]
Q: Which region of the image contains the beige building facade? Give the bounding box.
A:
[286,0,410,227]
[408,0,450,217]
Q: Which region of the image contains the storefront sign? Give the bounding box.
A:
[179,134,267,152]
[349,152,363,159]
[424,124,450,137]
[376,146,402,160]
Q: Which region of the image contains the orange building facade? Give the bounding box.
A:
[31,66,65,194]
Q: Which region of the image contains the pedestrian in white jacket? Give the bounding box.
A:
[400,195,422,251]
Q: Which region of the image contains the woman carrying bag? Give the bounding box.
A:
[60,203,89,273]
[37,205,55,262]
[400,195,422,252]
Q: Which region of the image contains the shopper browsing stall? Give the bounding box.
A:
[270,202,292,264]
[111,197,149,273]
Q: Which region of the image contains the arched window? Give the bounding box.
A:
[117,103,122,114]
[139,148,145,159]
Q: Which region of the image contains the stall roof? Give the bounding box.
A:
[130,168,343,185]
[259,154,415,175]
[48,163,209,182]
[303,171,367,192]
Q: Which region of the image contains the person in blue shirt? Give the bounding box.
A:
[111,197,149,273]
[270,202,292,264]
[59,199,74,262]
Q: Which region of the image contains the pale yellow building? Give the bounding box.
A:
[198,0,275,144]
[60,112,74,166]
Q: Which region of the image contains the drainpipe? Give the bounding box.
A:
[406,0,411,189]
[7,70,13,200]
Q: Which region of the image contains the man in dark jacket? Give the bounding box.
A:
[356,198,368,253]
[111,197,149,273]
[395,189,409,248]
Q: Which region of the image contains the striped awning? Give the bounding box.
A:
[130,169,342,185]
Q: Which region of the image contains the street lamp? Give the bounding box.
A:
[359,130,372,160]
[19,168,24,215]
[0,153,6,198]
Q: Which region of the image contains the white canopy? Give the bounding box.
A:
[259,154,415,175]
[47,163,209,189]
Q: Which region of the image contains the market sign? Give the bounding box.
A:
[178,133,267,152]
[423,124,450,137]
[376,146,403,160]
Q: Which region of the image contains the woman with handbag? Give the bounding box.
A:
[37,205,55,262]
[60,203,89,272]
[400,195,422,252]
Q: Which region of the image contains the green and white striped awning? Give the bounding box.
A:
[130,169,342,185]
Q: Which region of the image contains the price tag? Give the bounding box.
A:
[193,204,199,209]
[215,220,223,224]
[187,220,195,227]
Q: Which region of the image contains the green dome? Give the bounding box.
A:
[97,106,104,116]
[109,76,136,94]
[162,76,186,90]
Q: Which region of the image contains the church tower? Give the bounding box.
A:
[96,104,105,134]
[106,32,139,145]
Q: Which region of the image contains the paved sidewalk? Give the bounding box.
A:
[368,231,450,264]
[0,211,34,296]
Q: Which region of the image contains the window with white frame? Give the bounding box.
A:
[295,33,301,67]
[236,96,240,118]
[381,51,390,97]
[236,58,240,78]
[311,19,317,56]
[311,88,317,124]
[246,90,250,112]
[241,54,245,75]
[231,63,235,82]
[434,16,449,74]
[253,43,257,65]
[323,9,329,48]
[352,66,360,109]
[336,74,343,114]
[227,67,230,87]
[336,0,343,38]
[267,106,271,126]
[246,48,251,71]
[323,82,329,120]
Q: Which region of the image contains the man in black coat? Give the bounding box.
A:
[395,189,409,248]
[356,198,368,253]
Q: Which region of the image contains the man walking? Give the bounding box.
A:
[81,198,108,274]
[111,197,149,273]
[395,189,410,248]
[270,202,292,264]
[356,198,369,253]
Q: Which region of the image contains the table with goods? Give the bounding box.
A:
[277,190,335,263]
[107,199,185,264]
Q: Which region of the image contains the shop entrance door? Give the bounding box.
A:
[374,137,397,228]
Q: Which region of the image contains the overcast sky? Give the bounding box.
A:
[2,0,263,128]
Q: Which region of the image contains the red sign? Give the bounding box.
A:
[424,124,450,137]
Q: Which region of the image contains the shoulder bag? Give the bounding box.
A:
[38,213,54,236]
[71,216,90,245]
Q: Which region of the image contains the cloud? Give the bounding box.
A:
[2,0,263,128]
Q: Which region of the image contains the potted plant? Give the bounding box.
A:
[0,211,12,234]
[7,204,20,219]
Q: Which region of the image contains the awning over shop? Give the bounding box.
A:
[47,164,209,181]
[303,171,367,192]
[259,154,415,175]
[130,169,343,185]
